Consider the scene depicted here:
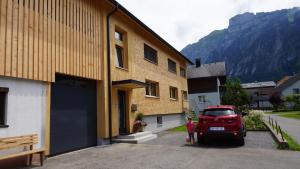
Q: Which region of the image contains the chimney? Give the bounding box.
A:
[195,58,201,68]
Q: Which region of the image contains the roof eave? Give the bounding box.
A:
[107,0,193,65]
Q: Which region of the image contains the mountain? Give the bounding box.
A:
[181,8,300,82]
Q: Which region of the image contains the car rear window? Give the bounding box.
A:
[203,109,235,116]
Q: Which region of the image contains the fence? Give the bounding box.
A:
[266,116,285,141]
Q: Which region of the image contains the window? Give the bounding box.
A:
[115,31,123,41]
[0,87,8,127]
[114,29,127,69]
[180,67,186,77]
[203,109,235,116]
[115,45,124,68]
[198,95,206,102]
[169,86,178,100]
[145,80,159,97]
[293,88,300,94]
[168,59,177,73]
[182,90,188,100]
[144,44,158,64]
[157,116,162,126]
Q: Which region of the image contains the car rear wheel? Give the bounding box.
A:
[243,125,247,137]
[237,136,245,146]
[197,133,205,145]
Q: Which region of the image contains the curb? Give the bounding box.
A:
[263,120,289,149]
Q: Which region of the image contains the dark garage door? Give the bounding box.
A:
[50,76,97,155]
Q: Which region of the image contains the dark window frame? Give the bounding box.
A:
[168,59,177,74]
[0,87,9,128]
[293,88,300,94]
[115,45,125,68]
[182,90,188,101]
[115,31,123,41]
[144,44,158,64]
[157,116,162,127]
[198,95,206,102]
[180,67,186,77]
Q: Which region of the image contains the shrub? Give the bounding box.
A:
[285,94,300,110]
[133,112,147,133]
[135,112,144,121]
[244,112,267,130]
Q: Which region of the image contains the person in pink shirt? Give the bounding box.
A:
[186,117,195,144]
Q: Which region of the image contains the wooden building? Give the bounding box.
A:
[187,60,226,114]
[0,0,191,163]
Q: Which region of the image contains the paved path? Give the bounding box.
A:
[146,131,276,149]
[268,114,300,143]
[29,143,300,169]
[25,132,297,169]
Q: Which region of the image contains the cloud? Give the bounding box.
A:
[116,0,300,50]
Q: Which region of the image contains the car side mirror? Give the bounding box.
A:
[241,112,248,117]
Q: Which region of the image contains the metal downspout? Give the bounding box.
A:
[106,4,118,144]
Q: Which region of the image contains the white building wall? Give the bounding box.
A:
[282,80,300,97]
[0,77,46,149]
[144,114,185,133]
[188,92,221,114]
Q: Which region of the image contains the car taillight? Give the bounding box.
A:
[226,117,237,124]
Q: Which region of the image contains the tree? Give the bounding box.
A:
[221,78,250,108]
[285,94,300,110]
[269,92,283,110]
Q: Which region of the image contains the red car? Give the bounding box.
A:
[197,105,247,145]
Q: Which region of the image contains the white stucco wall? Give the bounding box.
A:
[188,92,221,114]
[0,77,46,149]
[144,114,185,133]
[282,80,300,97]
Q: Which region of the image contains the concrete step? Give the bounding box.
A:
[114,134,157,144]
[117,131,152,139]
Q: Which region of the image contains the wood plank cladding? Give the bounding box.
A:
[0,0,102,82]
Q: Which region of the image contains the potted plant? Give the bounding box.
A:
[133,113,147,133]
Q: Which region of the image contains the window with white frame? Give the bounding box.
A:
[169,86,178,100]
[145,80,159,97]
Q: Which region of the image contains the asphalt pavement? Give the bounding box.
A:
[27,131,300,169]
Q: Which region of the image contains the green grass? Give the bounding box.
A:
[279,112,300,120]
[169,122,198,132]
[281,131,300,151]
[168,125,186,132]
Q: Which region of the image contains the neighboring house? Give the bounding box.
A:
[187,60,226,114]
[0,0,191,160]
[241,81,276,108]
[274,73,300,97]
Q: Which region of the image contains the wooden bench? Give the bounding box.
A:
[0,134,46,166]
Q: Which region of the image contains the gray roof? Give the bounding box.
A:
[274,73,300,92]
[187,62,226,79]
[241,81,276,89]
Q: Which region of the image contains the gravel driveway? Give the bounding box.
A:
[27,131,300,169]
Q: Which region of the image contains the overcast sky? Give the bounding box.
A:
[116,0,300,50]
